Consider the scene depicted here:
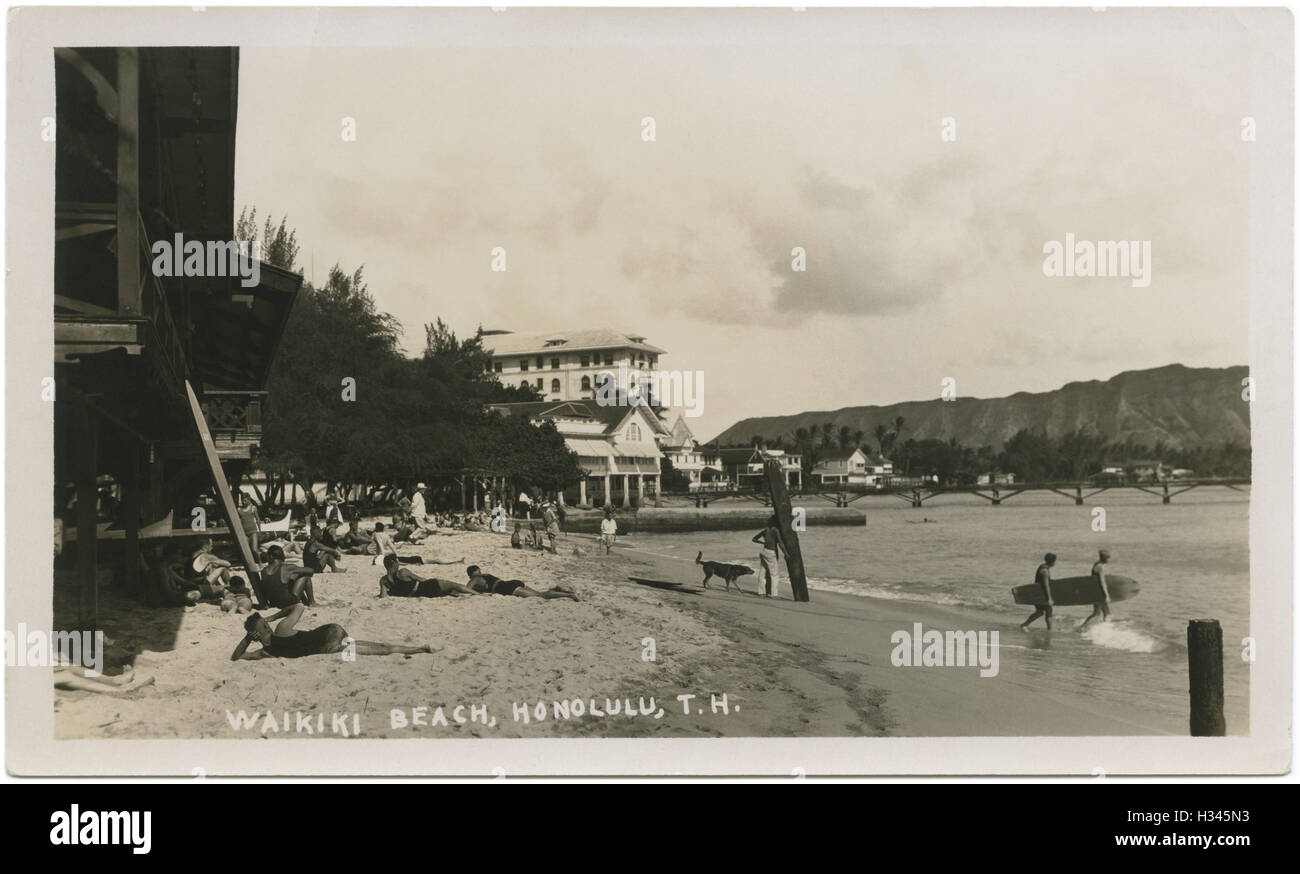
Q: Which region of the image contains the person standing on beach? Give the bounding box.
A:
[542,502,560,552]
[1020,552,1057,630]
[1080,549,1113,631]
[237,493,260,555]
[599,510,618,554]
[751,515,788,598]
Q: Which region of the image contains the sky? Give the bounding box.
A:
[233,10,1259,441]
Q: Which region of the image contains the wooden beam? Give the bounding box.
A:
[765,459,809,602]
[116,48,141,315]
[184,381,263,599]
[54,48,119,123]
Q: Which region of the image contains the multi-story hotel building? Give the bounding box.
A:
[482,328,666,404]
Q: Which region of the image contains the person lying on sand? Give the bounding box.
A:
[231,603,431,660]
[260,545,317,608]
[379,555,479,597]
[464,565,579,600]
[221,575,255,614]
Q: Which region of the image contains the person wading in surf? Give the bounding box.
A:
[1080,548,1113,631]
[1020,552,1056,630]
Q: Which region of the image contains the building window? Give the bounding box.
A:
[581,376,591,391]
[580,354,590,367]
[551,379,560,394]
[550,357,560,369]
[535,356,544,369]
[520,380,528,389]
[520,359,529,372]
[629,423,641,441]
[603,353,613,366]
[536,378,543,390]
[494,361,502,373]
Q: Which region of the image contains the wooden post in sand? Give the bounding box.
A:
[764,459,809,602]
[1187,619,1226,736]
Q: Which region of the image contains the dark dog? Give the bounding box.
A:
[695,551,755,593]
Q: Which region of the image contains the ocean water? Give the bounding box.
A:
[625,489,1251,734]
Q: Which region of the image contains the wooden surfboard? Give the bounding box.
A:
[1012,574,1139,607]
[185,381,263,597]
[627,577,691,592]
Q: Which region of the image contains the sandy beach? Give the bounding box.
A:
[53,527,1178,739]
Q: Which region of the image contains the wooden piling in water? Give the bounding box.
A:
[1187,619,1226,736]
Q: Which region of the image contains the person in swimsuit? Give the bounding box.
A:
[1080,548,1113,631]
[303,530,342,573]
[259,545,317,608]
[379,555,479,597]
[1020,552,1056,630]
[230,603,431,660]
[189,539,233,594]
[464,565,579,600]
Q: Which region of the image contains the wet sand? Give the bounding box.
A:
[53,528,1174,739]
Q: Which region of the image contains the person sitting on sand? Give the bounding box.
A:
[1020,552,1057,631]
[510,522,523,549]
[464,565,579,600]
[230,603,431,660]
[599,509,618,555]
[147,544,201,607]
[1080,549,1113,631]
[365,522,423,564]
[379,555,479,598]
[303,530,342,573]
[260,545,317,608]
[188,539,232,597]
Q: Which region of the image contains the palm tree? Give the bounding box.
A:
[853,428,865,448]
[820,422,834,447]
[838,425,853,449]
[873,423,889,456]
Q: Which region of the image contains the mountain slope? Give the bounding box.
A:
[711,364,1251,450]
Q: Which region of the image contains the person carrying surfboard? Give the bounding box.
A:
[1080,549,1113,631]
[1020,552,1056,630]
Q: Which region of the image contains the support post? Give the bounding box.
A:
[765,458,809,602]
[603,474,611,509]
[123,438,141,598]
[1163,482,1171,504]
[1075,485,1083,505]
[621,474,630,508]
[636,473,644,507]
[1187,619,1226,736]
[75,404,100,632]
[579,477,587,506]
[116,47,141,315]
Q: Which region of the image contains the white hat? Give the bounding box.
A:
[416,482,427,489]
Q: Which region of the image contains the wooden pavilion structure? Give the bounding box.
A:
[53,47,302,631]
